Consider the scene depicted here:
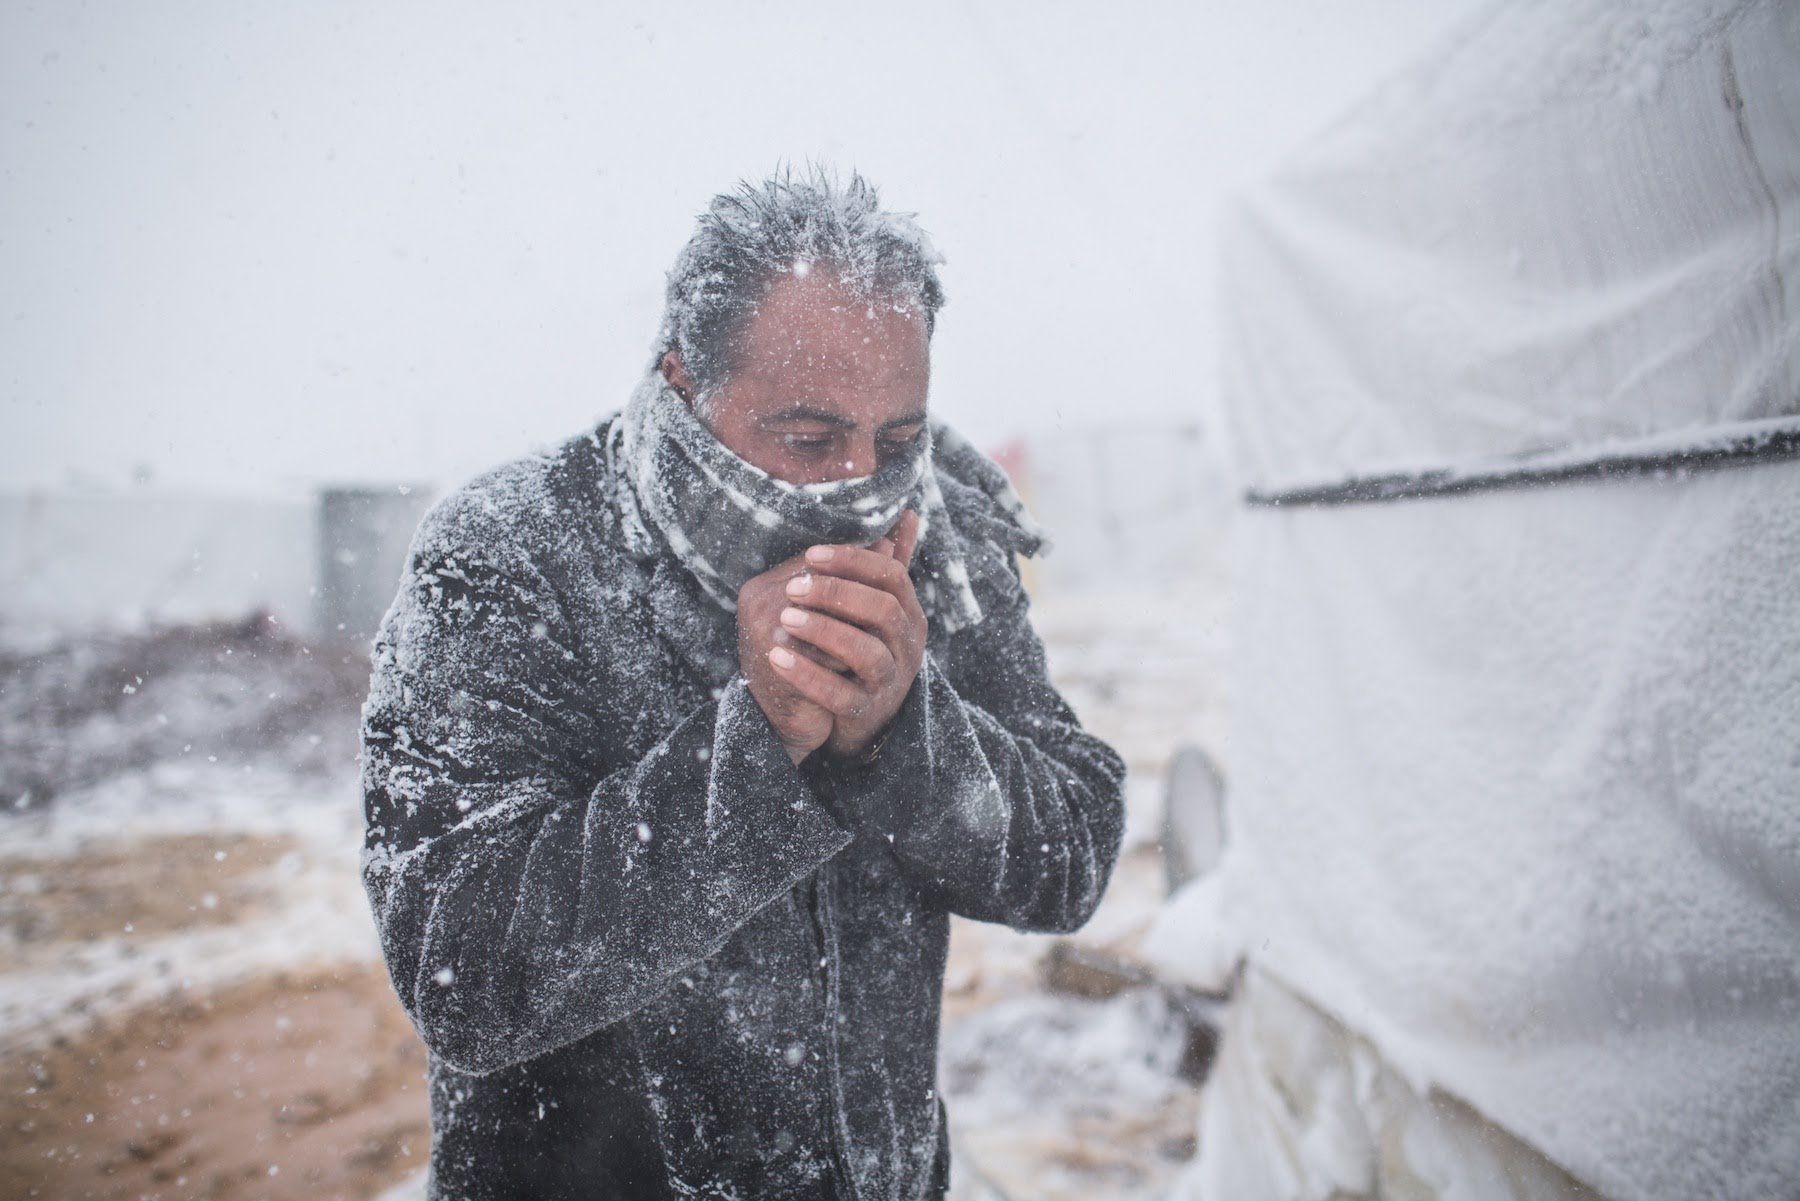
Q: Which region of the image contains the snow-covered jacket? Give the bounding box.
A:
[359,414,1127,1200]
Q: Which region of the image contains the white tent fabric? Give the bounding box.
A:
[1148,2,1800,1200]
[1221,0,1799,490]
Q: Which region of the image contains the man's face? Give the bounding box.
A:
[662,270,930,487]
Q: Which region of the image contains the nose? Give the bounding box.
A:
[832,435,879,482]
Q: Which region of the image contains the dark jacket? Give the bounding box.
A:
[360,414,1127,1200]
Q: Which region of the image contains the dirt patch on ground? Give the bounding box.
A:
[0,963,429,1201]
[0,834,297,972]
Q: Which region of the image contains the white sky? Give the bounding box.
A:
[1,0,1485,495]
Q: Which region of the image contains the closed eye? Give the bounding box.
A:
[879,425,926,452]
[781,433,837,455]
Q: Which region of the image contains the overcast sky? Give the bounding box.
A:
[2,0,1485,495]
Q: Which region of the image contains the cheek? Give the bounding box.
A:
[700,407,769,465]
[726,435,815,484]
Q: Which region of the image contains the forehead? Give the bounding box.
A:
[729,271,929,387]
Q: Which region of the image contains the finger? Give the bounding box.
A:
[890,509,921,569]
[736,555,816,621]
[780,606,894,688]
[785,571,911,648]
[800,544,920,612]
[769,644,869,718]
[773,626,854,675]
[744,660,833,733]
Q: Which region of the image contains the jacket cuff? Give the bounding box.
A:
[807,657,1006,855]
[712,675,855,845]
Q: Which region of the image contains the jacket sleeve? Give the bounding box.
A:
[812,564,1126,934]
[361,512,853,1077]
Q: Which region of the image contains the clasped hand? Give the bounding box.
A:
[737,510,928,766]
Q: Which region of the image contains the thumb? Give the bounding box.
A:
[891,509,922,568]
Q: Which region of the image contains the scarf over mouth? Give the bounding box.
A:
[611,372,1044,635]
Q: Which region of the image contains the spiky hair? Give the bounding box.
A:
[655,166,947,396]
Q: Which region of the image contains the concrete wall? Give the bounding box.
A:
[0,487,431,645]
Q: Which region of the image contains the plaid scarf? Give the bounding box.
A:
[610,373,1039,634]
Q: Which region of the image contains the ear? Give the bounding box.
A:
[659,351,696,403]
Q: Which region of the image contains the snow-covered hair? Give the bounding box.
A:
[655,166,947,398]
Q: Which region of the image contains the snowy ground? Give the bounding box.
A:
[0,578,1227,1201]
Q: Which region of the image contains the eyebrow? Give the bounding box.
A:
[762,405,928,432]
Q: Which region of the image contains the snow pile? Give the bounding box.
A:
[0,764,380,1048]
[940,988,1200,1201]
[1166,966,1599,1201]
[1,615,365,808]
[0,619,376,1046]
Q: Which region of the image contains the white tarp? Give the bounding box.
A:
[1149,2,1800,1200]
[1220,0,1799,490]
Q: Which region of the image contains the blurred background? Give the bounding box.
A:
[7,2,1797,1200]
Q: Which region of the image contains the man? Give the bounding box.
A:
[361,169,1126,1200]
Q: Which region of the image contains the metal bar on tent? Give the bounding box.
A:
[1244,414,1800,509]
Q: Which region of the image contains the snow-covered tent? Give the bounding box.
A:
[1148,2,1800,1199]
